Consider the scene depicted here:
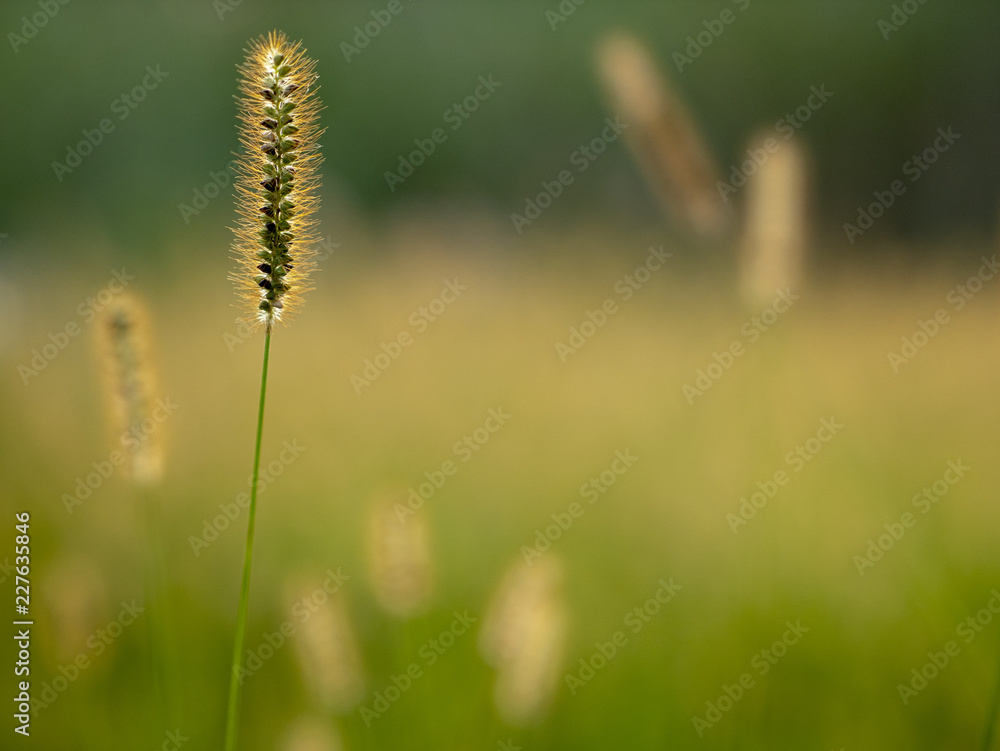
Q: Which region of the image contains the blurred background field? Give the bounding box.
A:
[3,233,1000,749]
[1,1,1000,750]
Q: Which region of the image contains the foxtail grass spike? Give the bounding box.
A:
[99,293,176,734]
[225,30,324,751]
[279,715,343,751]
[43,556,107,662]
[741,131,807,308]
[232,30,323,331]
[479,556,563,668]
[597,32,731,238]
[285,575,365,714]
[367,489,433,619]
[480,556,567,726]
[98,293,163,485]
[494,597,567,727]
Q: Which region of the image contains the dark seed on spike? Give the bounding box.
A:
[261,117,278,129]
[259,88,274,100]
[259,206,274,217]
[257,263,272,273]
[260,178,278,192]
[258,278,273,290]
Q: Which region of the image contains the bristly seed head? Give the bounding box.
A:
[99,294,164,486]
[231,30,323,331]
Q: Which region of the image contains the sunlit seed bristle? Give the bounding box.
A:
[231,30,323,331]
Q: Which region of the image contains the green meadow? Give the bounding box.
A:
[3,227,999,749]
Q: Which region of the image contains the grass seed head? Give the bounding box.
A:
[366,488,434,619]
[279,715,342,751]
[597,32,731,238]
[741,131,808,308]
[98,293,163,485]
[479,555,564,668]
[480,556,567,726]
[494,597,567,727]
[232,30,323,331]
[285,575,365,713]
[42,556,108,661]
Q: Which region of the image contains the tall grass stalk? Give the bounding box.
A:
[981,631,1000,751]
[224,330,270,751]
[222,29,322,750]
[98,294,172,737]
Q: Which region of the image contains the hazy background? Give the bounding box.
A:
[1,2,999,750]
[1,0,998,255]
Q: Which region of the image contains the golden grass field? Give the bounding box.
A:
[2,222,999,750]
